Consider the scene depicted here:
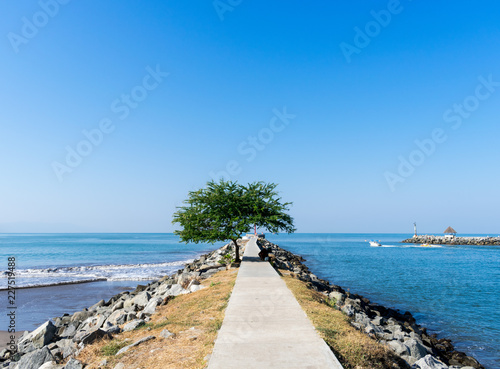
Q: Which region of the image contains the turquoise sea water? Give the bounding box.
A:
[0,233,221,288]
[0,233,498,368]
[0,234,221,333]
[267,233,500,369]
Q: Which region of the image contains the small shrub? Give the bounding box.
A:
[325,297,337,308]
[218,254,234,265]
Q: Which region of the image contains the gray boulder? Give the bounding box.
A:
[143,297,163,315]
[58,322,79,338]
[102,322,122,334]
[411,354,449,369]
[54,338,76,350]
[73,328,110,344]
[405,338,430,361]
[364,323,383,335]
[79,315,106,333]
[63,358,84,369]
[389,340,410,356]
[89,299,106,311]
[341,304,355,317]
[51,338,78,359]
[112,300,124,311]
[80,329,111,345]
[160,329,175,339]
[354,312,370,326]
[38,362,64,369]
[18,321,56,353]
[106,310,128,326]
[13,347,53,369]
[328,291,345,306]
[189,284,205,293]
[123,319,145,332]
[177,272,190,287]
[372,315,386,326]
[70,310,92,323]
[61,345,77,359]
[164,284,186,297]
[53,316,70,328]
[130,291,151,309]
[115,335,155,356]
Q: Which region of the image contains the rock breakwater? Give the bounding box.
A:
[402,236,500,246]
[258,238,484,369]
[0,241,245,369]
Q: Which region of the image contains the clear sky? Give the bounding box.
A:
[1,1,499,234]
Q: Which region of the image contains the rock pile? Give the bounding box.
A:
[402,236,500,246]
[259,238,484,369]
[1,241,245,369]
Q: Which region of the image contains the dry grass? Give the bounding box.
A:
[76,269,237,369]
[281,271,408,369]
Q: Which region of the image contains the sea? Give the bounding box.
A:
[0,233,498,368]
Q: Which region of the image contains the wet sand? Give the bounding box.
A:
[0,331,26,351]
[0,280,149,332]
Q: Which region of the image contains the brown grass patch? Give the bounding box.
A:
[281,271,408,369]
[76,269,237,369]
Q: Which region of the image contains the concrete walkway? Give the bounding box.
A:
[208,237,343,369]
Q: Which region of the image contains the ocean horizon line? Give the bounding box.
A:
[1,231,497,235]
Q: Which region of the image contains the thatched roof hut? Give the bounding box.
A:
[444,226,457,235]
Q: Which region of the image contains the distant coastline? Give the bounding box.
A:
[402,235,500,246]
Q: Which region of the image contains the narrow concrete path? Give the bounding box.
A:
[208,237,343,369]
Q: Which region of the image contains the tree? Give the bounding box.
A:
[172,180,296,262]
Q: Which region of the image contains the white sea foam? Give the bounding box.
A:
[0,259,192,290]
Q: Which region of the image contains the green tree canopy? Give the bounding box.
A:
[172,180,295,262]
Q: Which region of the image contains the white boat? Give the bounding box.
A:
[369,240,382,247]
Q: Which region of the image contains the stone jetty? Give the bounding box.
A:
[402,235,500,246]
[0,240,247,369]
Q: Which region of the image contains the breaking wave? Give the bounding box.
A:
[0,260,191,290]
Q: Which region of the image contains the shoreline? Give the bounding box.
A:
[0,278,107,292]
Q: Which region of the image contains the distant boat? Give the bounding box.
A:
[369,240,382,247]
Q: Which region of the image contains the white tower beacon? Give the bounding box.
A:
[413,222,417,237]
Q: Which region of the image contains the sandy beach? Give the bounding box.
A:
[0,331,25,351]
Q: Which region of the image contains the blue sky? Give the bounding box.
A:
[1,1,499,233]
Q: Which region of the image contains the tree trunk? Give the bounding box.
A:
[232,239,241,263]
